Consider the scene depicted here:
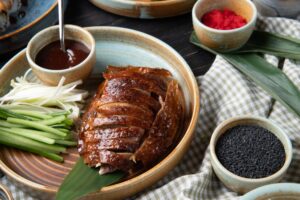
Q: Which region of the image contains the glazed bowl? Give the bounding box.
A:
[192,0,257,52]
[26,24,96,85]
[0,26,200,200]
[89,0,196,19]
[209,116,293,194]
[241,183,300,200]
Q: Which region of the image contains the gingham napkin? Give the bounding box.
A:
[1,17,300,200]
[135,17,300,200]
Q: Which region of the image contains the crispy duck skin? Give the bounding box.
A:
[78,66,183,175]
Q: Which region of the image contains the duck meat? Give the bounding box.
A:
[78,66,183,175]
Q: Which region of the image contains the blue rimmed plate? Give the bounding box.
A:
[0,0,67,55]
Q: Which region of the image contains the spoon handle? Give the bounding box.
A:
[58,0,65,52]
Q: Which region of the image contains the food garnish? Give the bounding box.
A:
[0,69,88,119]
[201,9,247,30]
[0,107,75,162]
[0,70,88,162]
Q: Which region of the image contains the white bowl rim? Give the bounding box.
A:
[26,24,96,74]
[210,115,293,183]
[192,0,258,34]
[241,183,300,200]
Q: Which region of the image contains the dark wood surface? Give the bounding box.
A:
[0,0,215,76]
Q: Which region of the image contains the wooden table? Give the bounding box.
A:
[0,0,215,76]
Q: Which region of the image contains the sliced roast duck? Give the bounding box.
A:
[78,66,183,175]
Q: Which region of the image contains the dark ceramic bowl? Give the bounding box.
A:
[0,0,67,55]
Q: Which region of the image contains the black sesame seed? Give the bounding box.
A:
[215,125,285,179]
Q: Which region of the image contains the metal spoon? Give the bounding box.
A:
[58,0,65,52]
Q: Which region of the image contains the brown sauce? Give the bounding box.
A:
[35,39,90,70]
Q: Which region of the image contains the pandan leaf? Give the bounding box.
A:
[190,32,300,118]
[57,158,124,200]
[236,31,300,59]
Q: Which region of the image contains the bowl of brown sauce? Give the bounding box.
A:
[26,24,96,85]
[209,116,293,194]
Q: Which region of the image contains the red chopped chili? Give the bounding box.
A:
[201,9,247,30]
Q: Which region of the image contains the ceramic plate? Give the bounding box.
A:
[0,0,67,55]
[241,183,300,200]
[89,0,196,18]
[0,26,199,199]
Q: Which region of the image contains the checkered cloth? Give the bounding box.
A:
[1,17,300,200]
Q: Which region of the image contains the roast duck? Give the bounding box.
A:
[78,66,183,175]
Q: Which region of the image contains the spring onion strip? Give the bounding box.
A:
[37,115,66,126]
[55,140,77,146]
[7,117,67,137]
[8,127,68,140]
[0,107,32,120]
[64,118,74,125]
[51,124,71,129]
[0,104,63,114]
[0,69,88,119]
[57,128,70,134]
[10,109,52,119]
[0,130,66,153]
[50,110,71,116]
[0,127,55,144]
[0,134,63,162]
[0,120,25,128]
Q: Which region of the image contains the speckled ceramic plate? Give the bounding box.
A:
[241,183,300,200]
[0,0,67,55]
[0,26,199,200]
[89,0,196,18]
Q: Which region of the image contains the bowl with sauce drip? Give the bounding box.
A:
[26,24,96,85]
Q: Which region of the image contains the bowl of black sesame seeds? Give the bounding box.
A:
[209,115,293,194]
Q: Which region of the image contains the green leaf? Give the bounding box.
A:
[190,32,300,118]
[235,31,300,59]
[56,158,124,200]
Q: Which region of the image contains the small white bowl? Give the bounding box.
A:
[192,0,257,52]
[209,116,293,194]
[26,25,96,85]
[241,183,300,200]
